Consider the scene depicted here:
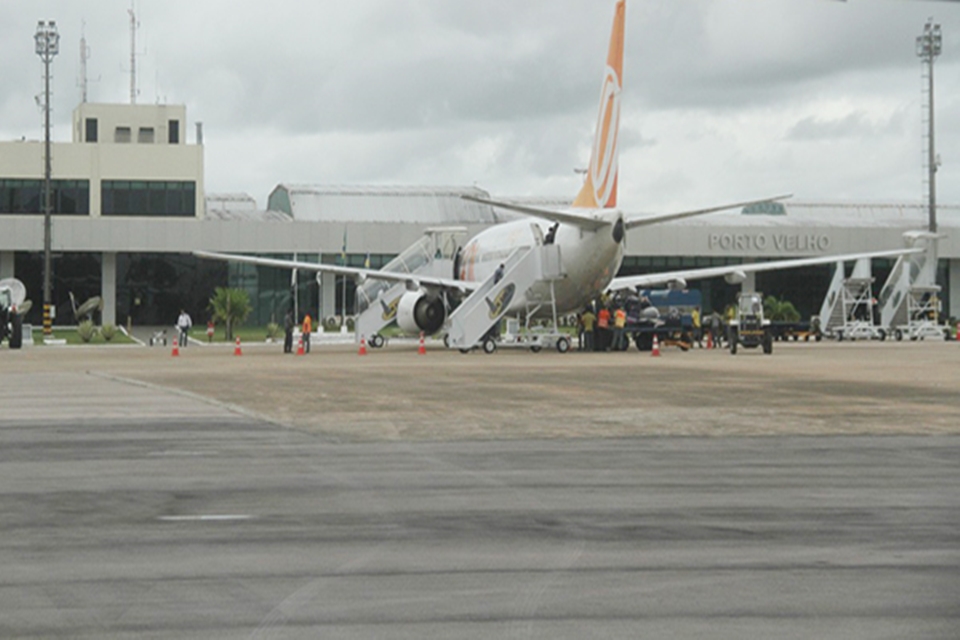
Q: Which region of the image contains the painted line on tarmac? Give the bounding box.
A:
[157,515,255,522]
[87,370,297,432]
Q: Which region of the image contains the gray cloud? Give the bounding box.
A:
[3,0,960,209]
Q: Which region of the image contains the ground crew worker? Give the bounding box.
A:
[612,305,627,351]
[597,305,611,351]
[581,307,596,352]
[302,314,312,353]
[692,307,702,348]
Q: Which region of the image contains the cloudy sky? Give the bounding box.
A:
[3,0,960,213]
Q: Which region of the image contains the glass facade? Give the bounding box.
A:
[101,180,196,217]
[0,179,90,215]
[116,253,226,326]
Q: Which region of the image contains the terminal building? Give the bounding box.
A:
[2,100,958,330]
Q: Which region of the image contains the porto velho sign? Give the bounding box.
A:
[708,233,831,253]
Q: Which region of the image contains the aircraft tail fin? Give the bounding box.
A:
[573,0,625,210]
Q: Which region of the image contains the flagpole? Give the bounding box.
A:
[341,228,348,333]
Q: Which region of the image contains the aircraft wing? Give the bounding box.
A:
[608,247,923,291]
[462,194,793,232]
[623,195,792,229]
[461,195,611,231]
[193,251,480,293]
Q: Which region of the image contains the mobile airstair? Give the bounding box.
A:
[354,228,464,346]
[877,231,949,341]
[819,258,885,340]
[445,244,565,353]
[892,285,950,341]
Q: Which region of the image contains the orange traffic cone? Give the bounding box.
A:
[234,336,242,356]
[171,338,180,357]
[358,335,368,356]
[296,335,305,356]
[418,332,426,355]
[651,334,661,357]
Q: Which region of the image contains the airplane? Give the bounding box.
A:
[196,0,921,349]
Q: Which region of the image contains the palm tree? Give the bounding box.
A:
[208,287,252,340]
[764,295,801,323]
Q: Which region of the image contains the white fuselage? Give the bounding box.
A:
[457,214,624,315]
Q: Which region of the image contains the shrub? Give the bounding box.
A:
[101,324,118,341]
[266,322,281,340]
[77,320,97,343]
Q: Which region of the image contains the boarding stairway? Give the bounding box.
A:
[445,244,562,350]
[819,258,882,340]
[877,231,940,334]
[354,230,462,345]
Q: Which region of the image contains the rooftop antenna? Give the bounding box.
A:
[77,21,100,103]
[128,2,139,104]
[79,22,90,102]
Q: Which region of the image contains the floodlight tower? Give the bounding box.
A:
[35,20,59,337]
[917,19,941,233]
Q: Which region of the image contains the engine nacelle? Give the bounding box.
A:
[724,270,747,285]
[666,278,687,291]
[396,289,446,335]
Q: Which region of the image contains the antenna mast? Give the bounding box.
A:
[79,22,90,103]
[128,3,138,104]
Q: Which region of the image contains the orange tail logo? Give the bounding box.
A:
[573,0,625,210]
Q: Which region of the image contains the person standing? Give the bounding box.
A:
[692,306,703,348]
[302,313,312,354]
[283,308,295,354]
[612,304,627,351]
[176,309,192,348]
[596,304,611,351]
[581,307,596,353]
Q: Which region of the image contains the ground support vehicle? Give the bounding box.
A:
[770,320,823,342]
[497,318,571,354]
[727,292,773,355]
[627,320,692,352]
[0,280,24,349]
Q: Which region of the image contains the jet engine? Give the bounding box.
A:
[666,278,687,291]
[724,270,747,285]
[396,289,446,335]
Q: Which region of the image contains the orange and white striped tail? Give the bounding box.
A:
[573,0,625,210]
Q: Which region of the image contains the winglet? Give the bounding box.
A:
[573,0,626,210]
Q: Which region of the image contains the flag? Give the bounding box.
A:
[340,228,348,266]
[364,252,371,269]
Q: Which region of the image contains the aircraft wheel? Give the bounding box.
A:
[556,336,570,354]
[894,329,903,341]
[530,345,542,353]
[371,334,384,348]
[459,348,471,354]
[482,337,497,354]
[878,329,887,342]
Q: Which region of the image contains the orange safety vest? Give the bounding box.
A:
[302,315,312,333]
[598,309,610,329]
